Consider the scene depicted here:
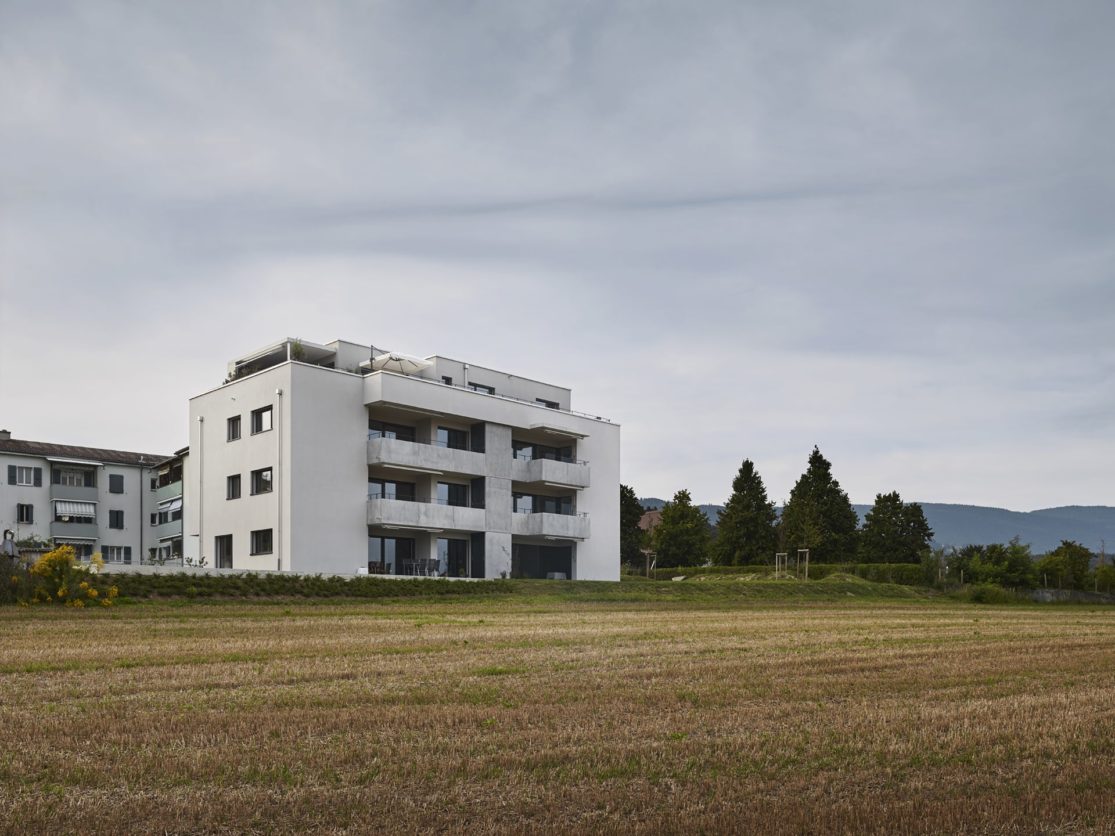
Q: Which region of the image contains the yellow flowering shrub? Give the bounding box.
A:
[24,545,116,608]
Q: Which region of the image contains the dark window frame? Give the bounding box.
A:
[17,503,33,524]
[108,509,124,530]
[250,528,273,555]
[250,467,273,495]
[250,406,273,435]
[227,415,242,441]
[227,473,241,500]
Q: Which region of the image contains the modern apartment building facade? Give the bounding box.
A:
[0,431,167,564]
[185,338,620,580]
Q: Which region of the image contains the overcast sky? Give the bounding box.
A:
[2,1,1112,511]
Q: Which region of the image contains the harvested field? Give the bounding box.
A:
[2,589,1114,834]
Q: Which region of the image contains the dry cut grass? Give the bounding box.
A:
[1,597,1114,834]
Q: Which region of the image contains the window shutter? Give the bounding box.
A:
[33,467,42,487]
[6,465,14,485]
[84,470,95,488]
[52,468,60,485]
[124,546,132,564]
[150,513,157,526]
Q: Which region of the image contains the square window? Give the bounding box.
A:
[250,528,273,555]
[17,503,33,524]
[14,466,33,486]
[108,474,124,494]
[227,415,242,441]
[109,510,124,529]
[251,406,273,434]
[227,474,241,500]
[250,467,273,495]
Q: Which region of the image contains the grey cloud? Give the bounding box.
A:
[2,0,1113,510]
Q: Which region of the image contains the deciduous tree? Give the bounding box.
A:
[619,484,646,569]
[652,489,710,568]
[1035,540,1094,590]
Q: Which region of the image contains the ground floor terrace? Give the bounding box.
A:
[366,527,576,579]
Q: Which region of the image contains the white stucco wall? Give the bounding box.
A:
[287,362,368,574]
[189,364,293,571]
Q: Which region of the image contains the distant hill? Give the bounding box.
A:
[639,498,1115,556]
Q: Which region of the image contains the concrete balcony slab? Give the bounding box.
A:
[510,458,590,489]
[367,498,487,532]
[367,437,486,477]
[511,512,590,540]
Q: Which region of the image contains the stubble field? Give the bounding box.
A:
[2,587,1114,834]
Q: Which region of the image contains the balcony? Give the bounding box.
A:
[510,457,590,489]
[50,521,99,540]
[511,512,590,540]
[154,481,183,504]
[153,519,183,541]
[49,483,98,502]
[367,497,487,532]
[367,435,486,477]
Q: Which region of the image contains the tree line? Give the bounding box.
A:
[622,446,930,568]
[620,446,1113,591]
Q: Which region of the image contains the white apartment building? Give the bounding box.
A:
[0,430,168,564]
[185,338,620,580]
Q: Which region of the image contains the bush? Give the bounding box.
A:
[964,584,1022,604]
[21,546,119,608]
[98,572,514,601]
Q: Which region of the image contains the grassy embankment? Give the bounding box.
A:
[2,579,1113,833]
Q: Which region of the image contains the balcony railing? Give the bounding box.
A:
[49,483,98,502]
[368,369,614,424]
[49,520,99,540]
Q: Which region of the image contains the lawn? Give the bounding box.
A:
[1,582,1113,834]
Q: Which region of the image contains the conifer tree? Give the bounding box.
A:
[778,446,859,563]
[712,459,777,565]
[652,489,710,568]
[858,491,933,564]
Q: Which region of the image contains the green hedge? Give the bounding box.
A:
[648,563,927,586]
[102,572,514,601]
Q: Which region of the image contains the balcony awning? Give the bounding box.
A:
[45,457,103,467]
[158,497,183,512]
[54,500,96,516]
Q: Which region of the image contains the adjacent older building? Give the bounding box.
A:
[185,338,620,579]
[0,430,166,564]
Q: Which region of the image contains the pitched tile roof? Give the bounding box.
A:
[0,437,167,467]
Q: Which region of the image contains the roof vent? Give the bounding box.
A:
[0,429,10,440]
